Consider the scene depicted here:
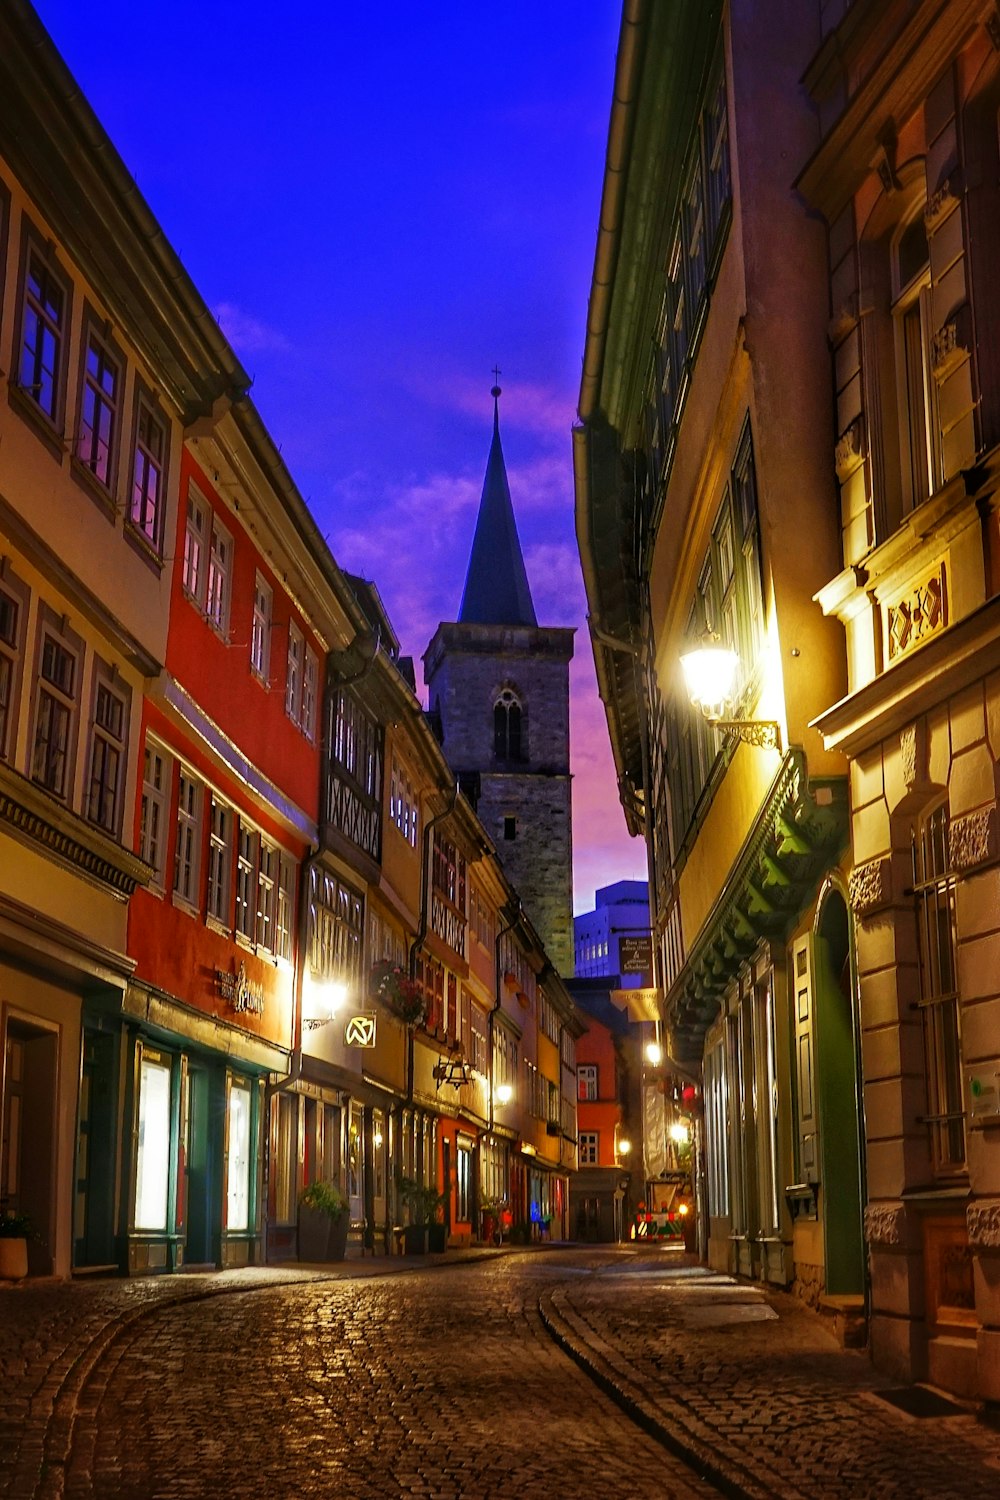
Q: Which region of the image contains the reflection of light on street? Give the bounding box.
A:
[669,1121,690,1144]
[645,1041,662,1066]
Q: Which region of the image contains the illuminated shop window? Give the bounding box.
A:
[135,1054,172,1231]
[226,1080,252,1232]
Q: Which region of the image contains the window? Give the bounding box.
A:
[308,867,364,986]
[134,1052,172,1231]
[236,824,258,942]
[140,742,171,887]
[456,1140,472,1223]
[493,688,523,761]
[892,210,938,513]
[128,389,169,554]
[577,1064,598,1102]
[76,319,121,492]
[207,797,233,925]
[250,573,272,681]
[275,855,295,963]
[19,242,68,424]
[183,488,209,603]
[285,622,303,722]
[206,514,233,634]
[86,661,129,835]
[911,805,965,1174]
[226,1077,252,1232]
[31,615,80,799]
[256,837,277,951]
[0,571,26,762]
[579,1132,599,1166]
[390,759,419,848]
[302,647,318,741]
[504,816,516,841]
[174,770,202,908]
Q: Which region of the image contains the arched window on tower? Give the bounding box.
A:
[494,689,523,762]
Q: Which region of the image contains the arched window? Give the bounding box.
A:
[493,689,523,761]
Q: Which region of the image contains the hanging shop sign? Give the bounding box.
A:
[618,935,653,975]
[216,961,265,1017]
[345,1013,378,1048]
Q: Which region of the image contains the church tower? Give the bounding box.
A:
[424,385,575,976]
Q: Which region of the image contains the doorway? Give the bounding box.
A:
[3,1017,58,1275]
[815,890,866,1296]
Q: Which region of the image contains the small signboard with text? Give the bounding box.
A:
[618,935,653,976]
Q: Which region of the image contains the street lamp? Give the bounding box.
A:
[645,1040,662,1068]
[669,1121,691,1145]
[680,633,781,751]
[303,976,348,1031]
[495,1082,513,1106]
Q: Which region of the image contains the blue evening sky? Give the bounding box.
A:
[33,0,647,911]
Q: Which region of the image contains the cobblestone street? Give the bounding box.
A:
[2,1247,1000,1499]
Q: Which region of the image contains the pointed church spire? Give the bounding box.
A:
[458,381,537,627]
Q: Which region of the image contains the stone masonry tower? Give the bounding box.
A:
[424,386,575,975]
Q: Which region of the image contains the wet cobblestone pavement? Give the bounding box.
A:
[2,1247,999,1498]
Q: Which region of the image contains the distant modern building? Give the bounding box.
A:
[573,880,651,983]
[424,387,575,976]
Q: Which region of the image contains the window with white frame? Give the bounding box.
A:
[206,514,233,635]
[302,647,318,740]
[128,388,169,555]
[140,742,171,887]
[285,621,303,723]
[85,659,129,835]
[31,612,81,800]
[275,854,295,963]
[206,796,233,925]
[173,770,202,908]
[235,823,258,942]
[0,570,27,762]
[390,758,419,848]
[256,837,277,952]
[19,241,69,425]
[183,488,210,604]
[308,866,364,985]
[579,1132,599,1166]
[250,573,272,682]
[76,318,121,493]
[577,1064,598,1102]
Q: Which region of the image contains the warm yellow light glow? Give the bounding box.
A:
[304,974,348,1026]
[680,639,739,718]
[618,1137,632,1156]
[679,1202,690,1216]
[645,1041,662,1067]
[669,1121,690,1145]
[373,1130,383,1149]
[496,1082,513,1105]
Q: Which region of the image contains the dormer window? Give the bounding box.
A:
[494,688,523,761]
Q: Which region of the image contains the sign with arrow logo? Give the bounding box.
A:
[344,1013,377,1048]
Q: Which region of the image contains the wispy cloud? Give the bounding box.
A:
[214,302,292,355]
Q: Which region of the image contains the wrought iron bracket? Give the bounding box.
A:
[709,717,782,752]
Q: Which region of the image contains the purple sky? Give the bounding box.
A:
[33,0,647,912]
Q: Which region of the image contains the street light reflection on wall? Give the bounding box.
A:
[303,975,349,1031]
[680,632,781,752]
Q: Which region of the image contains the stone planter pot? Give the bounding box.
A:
[298,1206,350,1263]
[402,1224,428,1255]
[427,1223,447,1254]
[0,1238,28,1279]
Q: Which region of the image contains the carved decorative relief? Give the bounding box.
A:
[931,321,967,382]
[949,806,997,873]
[900,725,917,792]
[835,420,865,482]
[968,1200,1000,1251]
[849,858,891,918]
[886,562,947,662]
[924,177,960,234]
[865,1203,904,1248]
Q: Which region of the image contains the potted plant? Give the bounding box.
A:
[397,1176,447,1254]
[0,1209,32,1280]
[370,960,427,1027]
[297,1180,350,1263]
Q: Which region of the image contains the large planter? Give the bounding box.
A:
[298,1206,349,1263]
[0,1238,28,1279]
[427,1223,447,1254]
[402,1224,428,1255]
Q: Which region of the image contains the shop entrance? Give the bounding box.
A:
[74,1027,118,1269]
[3,1016,58,1275]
